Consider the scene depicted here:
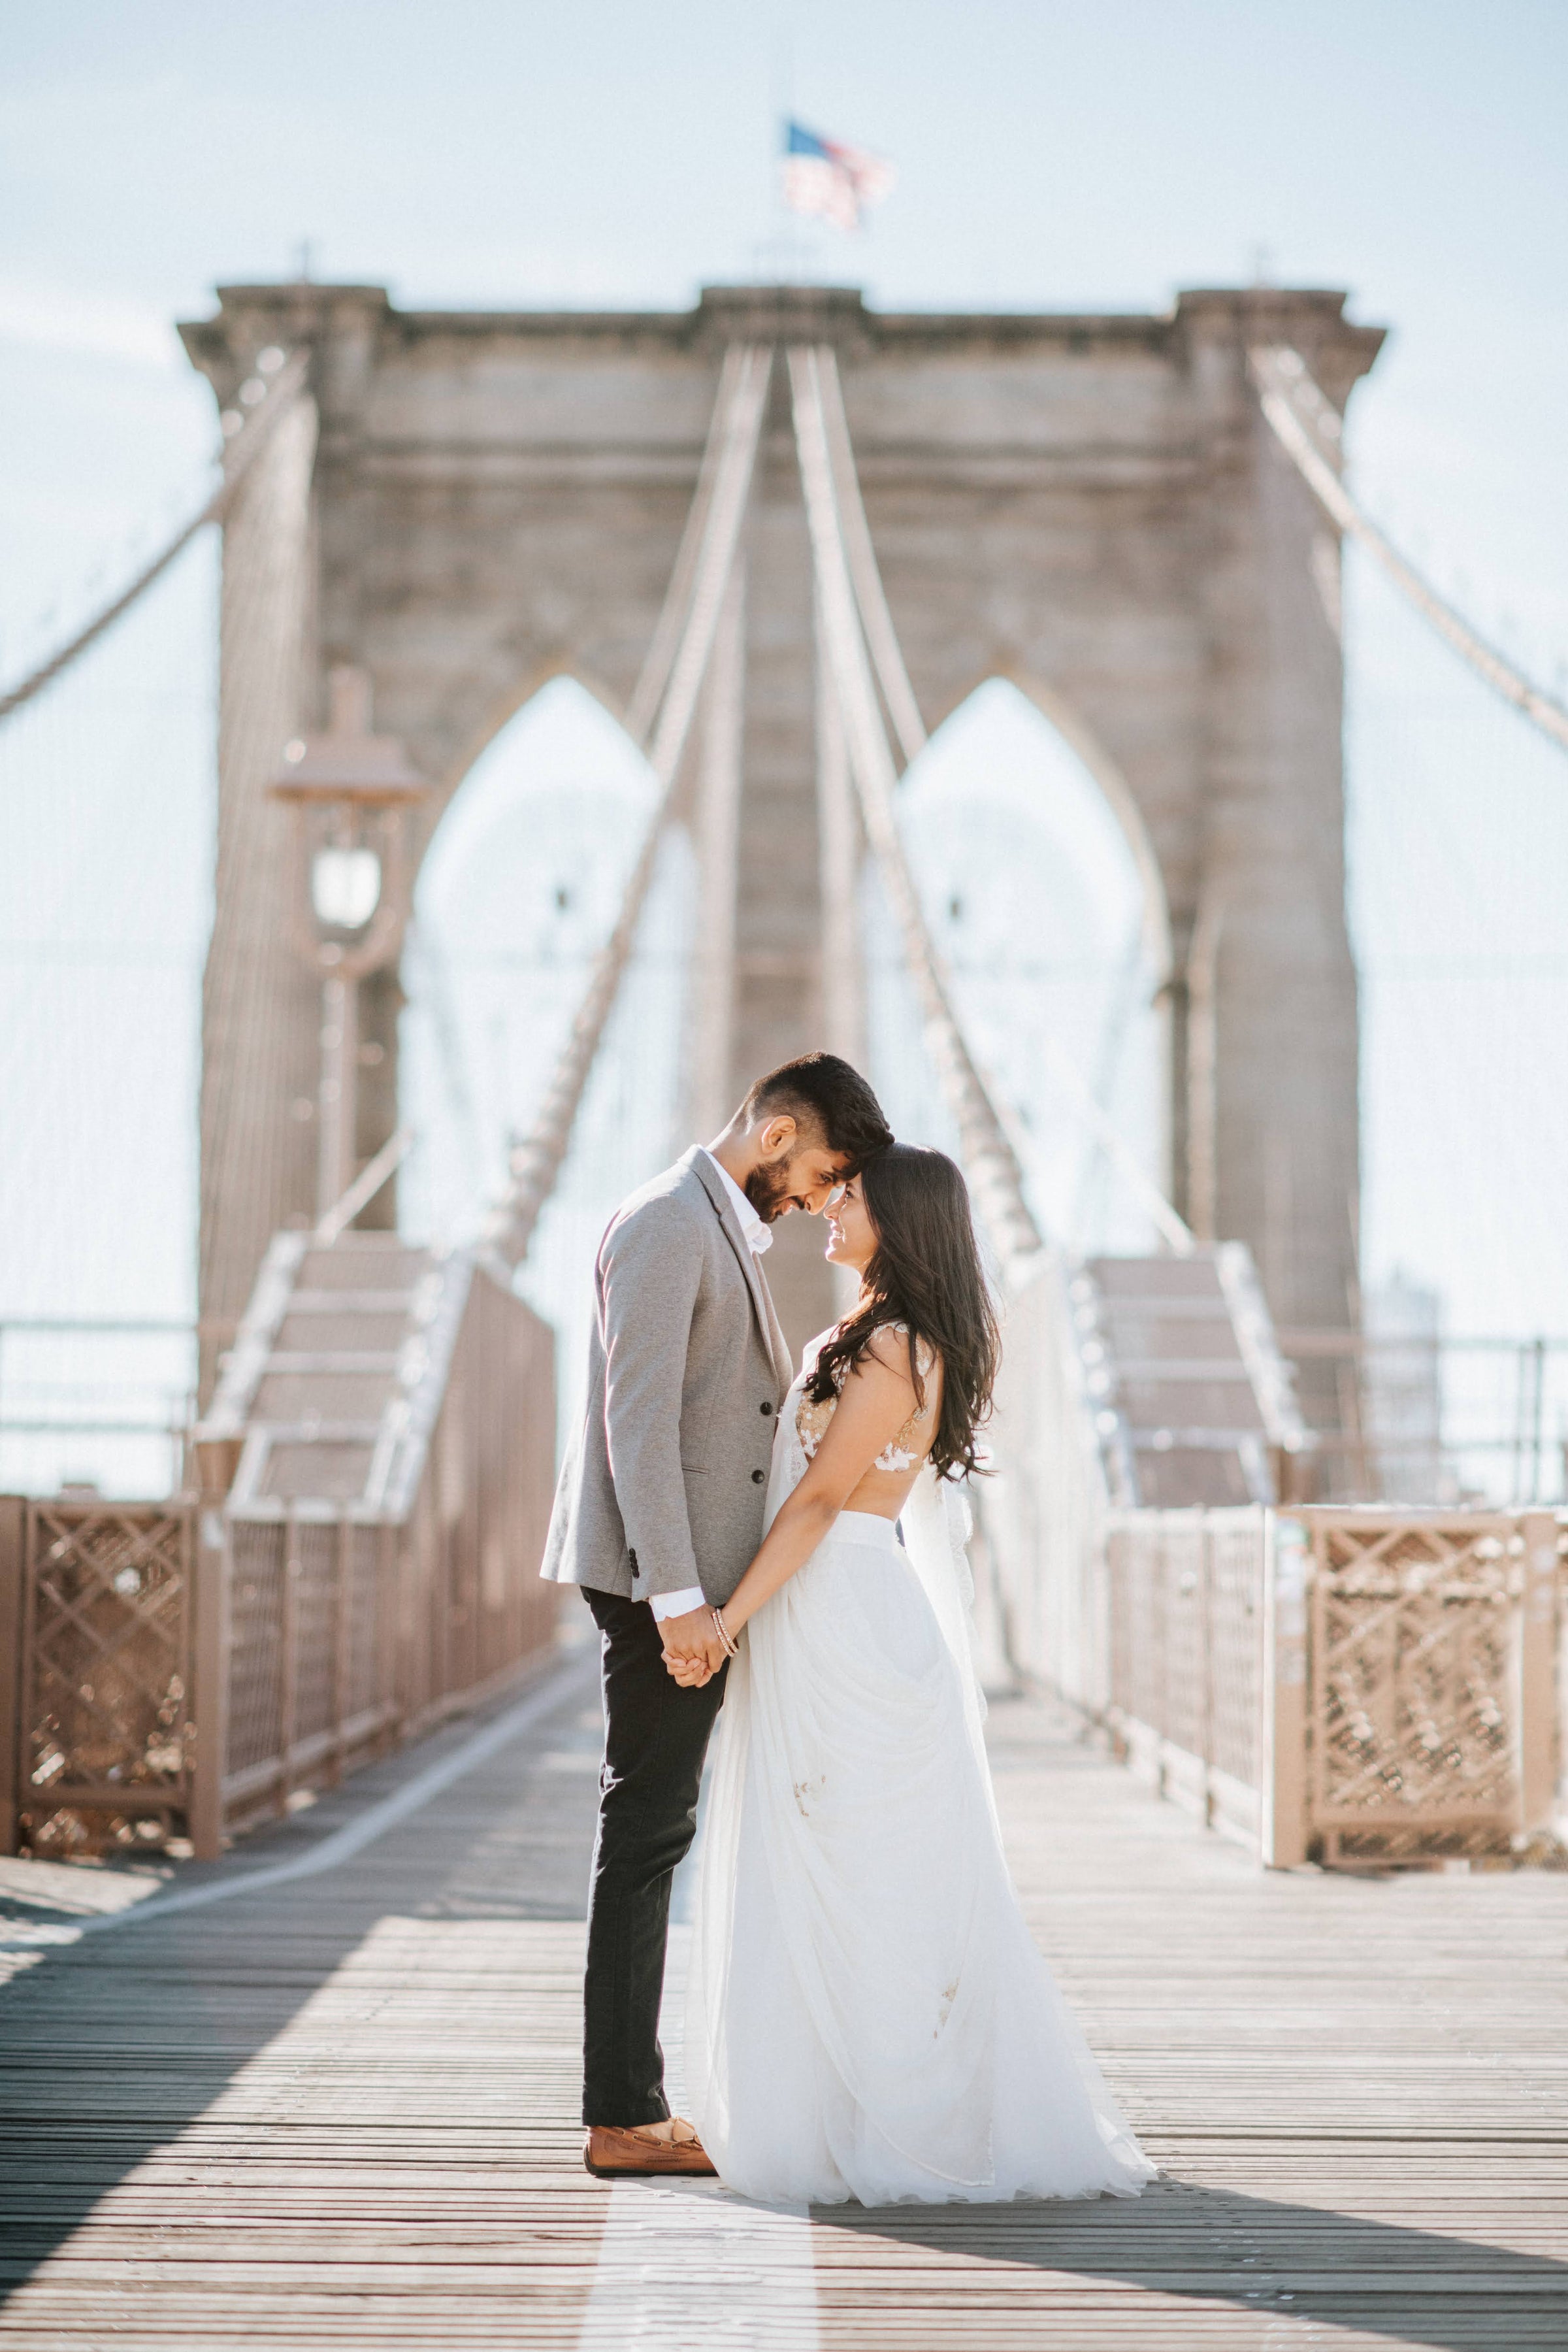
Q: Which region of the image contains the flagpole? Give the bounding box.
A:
[770,1,802,282]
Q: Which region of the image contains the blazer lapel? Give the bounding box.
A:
[686,1148,791,1387]
[755,1261,796,1394]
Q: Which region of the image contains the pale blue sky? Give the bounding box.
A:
[4,0,1567,637]
[3,0,1567,1487]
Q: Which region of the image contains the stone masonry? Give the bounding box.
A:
[182,280,1384,1364]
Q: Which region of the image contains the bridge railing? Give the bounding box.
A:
[1,1265,557,1861]
[985,1253,1110,1704]
[1103,1508,1269,1850]
[1048,1504,1565,1868]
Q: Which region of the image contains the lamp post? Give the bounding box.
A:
[271,667,427,1221]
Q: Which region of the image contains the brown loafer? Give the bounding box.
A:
[583,2121,717,2177]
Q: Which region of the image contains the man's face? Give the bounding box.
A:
[744,1121,850,1221]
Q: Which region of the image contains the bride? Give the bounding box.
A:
[666,1142,1154,2206]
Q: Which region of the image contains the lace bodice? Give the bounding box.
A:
[794,1321,938,1473]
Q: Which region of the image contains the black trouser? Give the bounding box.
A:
[580,1586,728,2127]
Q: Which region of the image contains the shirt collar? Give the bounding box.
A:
[702,1148,774,1255]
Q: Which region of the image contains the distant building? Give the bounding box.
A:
[1363,1272,1444,1504]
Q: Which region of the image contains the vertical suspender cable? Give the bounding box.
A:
[483,345,774,1268]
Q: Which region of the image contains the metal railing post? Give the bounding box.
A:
[1261,1512,1309,1866]
[1200,1512,1217,1826]
[1518,1510,1560,1838]
[1154,1514,1171,1797]
[0,1498,24,1854]
[331,1514,353,1786]
[279,1506,300,1817]
[380,1519,402,1747]
[189,1510,231,1861]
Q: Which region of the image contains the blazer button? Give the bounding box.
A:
[751,1468,766,1484]
[760,1401,774,1416]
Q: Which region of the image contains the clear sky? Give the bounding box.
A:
[3,1,1567,1488]
[5,0,1566,642]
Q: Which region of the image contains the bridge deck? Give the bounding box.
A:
[2,1636,1565,2351]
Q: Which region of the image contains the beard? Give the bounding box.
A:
[744,1159,802,1223]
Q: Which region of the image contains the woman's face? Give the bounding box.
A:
[823,1174,877,1272]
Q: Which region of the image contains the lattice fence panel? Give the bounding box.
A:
[290,1519,341,1751]
[1309,1516,1521,1861]
[1160,1514,1208,1764]
[1106,1523,1132,1727]
[5,1274,556,1859]
[1111,1518,1164,1734]
[1076,1503,1558,1864]
[345,1521,385,1721]
[1208,1511,1265,1789]
[19,1502,193,1852]
[225,1517,286,1779]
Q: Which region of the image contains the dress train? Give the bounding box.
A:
[685,1353,1153,2206]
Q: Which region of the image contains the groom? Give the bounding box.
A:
[541,1052,891,2177]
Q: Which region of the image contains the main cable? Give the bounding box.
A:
[1251,344,1568,759]
[791,344,1044,1272]
[481,346,774,1269]
[0,352,310,728]
[795,344,1194,1263]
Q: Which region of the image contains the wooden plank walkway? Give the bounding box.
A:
[2,1625,1566,2350]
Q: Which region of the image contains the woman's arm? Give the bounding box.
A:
[719,1332,920,1638]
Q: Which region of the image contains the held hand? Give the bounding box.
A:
[662,1602,740,1683]
[662,1650,714,1687]
[657,1603,727,1683]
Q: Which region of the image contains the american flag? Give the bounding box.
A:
[782,120,896,233]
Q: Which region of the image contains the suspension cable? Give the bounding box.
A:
[1251,344,1568,759]
[621,344,754,752]
[796,344,1197,1264]
[814,354,928,767]
[0,351,311,727]
[791,344,1044,1271]
[481,345,774,1269]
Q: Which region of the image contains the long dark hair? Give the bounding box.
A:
[807,1142,1000,1481]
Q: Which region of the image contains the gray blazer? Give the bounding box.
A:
[540,1148,795,1608]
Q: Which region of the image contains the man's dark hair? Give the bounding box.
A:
[742,1052,892,1172]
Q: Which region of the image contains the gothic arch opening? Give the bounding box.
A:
[399,676,692,1406]
[871,678,1167,1254]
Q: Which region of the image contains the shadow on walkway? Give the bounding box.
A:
[0,1653,601,2308]
[813,2182,1568,2349]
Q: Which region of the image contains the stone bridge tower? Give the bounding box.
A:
[182,280,1383,1363]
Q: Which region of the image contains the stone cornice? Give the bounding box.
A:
[180,278,1385,378]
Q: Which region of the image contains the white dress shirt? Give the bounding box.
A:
[650,1151,772,1624]
[703,1147,773,1257]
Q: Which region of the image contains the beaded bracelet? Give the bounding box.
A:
[710,1606,740,1659]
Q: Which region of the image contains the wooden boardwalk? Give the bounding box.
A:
[2,1629,1565,2351]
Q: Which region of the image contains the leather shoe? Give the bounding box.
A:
[584,2121,717,2177]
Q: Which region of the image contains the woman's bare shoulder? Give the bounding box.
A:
[861,1322,936,1384]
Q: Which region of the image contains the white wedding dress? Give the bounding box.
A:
[685,1336,1154,2207]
